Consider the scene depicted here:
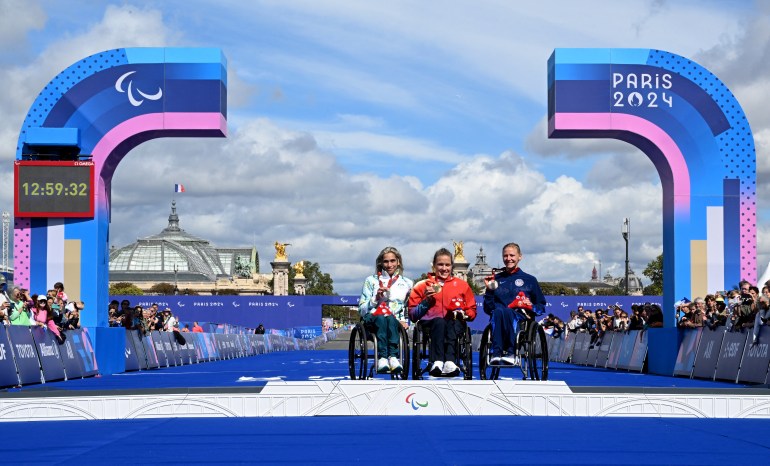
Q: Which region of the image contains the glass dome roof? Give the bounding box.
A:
[109,201,235,281]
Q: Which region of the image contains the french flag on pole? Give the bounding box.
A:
[174,184,186,193]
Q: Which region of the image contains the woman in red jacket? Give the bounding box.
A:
[408,248,476,377]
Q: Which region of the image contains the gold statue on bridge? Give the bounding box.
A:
[453,240,466,262]
[274,241,291,261]
[293,260,305,276]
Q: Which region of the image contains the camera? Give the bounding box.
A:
[741,294,754,306]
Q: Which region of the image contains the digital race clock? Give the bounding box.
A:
[14,160,95,218]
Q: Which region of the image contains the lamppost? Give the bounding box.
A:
[173,263,179,295]
[622,218,630,296]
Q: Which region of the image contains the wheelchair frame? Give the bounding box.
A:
[348,319,410,380]
[478,314,549,381]
[411,319,473,380]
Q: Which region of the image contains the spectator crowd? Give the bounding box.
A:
[539,301,664,346]
[108,299,205,343]
[0,278,82,344]
[536,278,770,347]
[675,279,770,345]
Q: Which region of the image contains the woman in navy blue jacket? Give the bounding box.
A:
[483,242,546,365]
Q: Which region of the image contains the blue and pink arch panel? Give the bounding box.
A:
[548,48,756,320]
[14,48,227,371]
[548,48,756,374]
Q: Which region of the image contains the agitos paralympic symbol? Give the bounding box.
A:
[405,392,428,410]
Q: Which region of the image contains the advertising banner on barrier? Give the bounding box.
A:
[738,331,770,384]
[124,331,140,372]
[58,336,83,380]
[161,332,181,366]
[0,327,20,388]
[616,330,639,371]
[559,333,575,362]
[294,326,322,340]
[585,339,599,366]
[674,329,702,377]
[69,329,98,377]
[202,333,218,360]
[193,333,208,361]
[692,328,724,380]
[181,335,196,364]
[161,332,176,366]
[595,332,614,368]
[627,330,648,372]
[714,331,748,382]
[151,332,169,367]
[549,337,562,363]
[213,334,225,359]
[141,334,160,369]
[571,332,590,365]
[8,325,42,385]
[31,327,65,382]
[606,332,625,369]
[256,334,267,354]
[127,330,149,370]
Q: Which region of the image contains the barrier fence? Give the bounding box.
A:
[0,326,98,388]
[0,325,338,389]
[547,326,770,384]
[122,329,335,371]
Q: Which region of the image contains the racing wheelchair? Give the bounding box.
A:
[411,318,473,380]
[478,309,548,381]
[348,318,410,380]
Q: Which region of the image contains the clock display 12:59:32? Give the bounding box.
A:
[21,182,88,196]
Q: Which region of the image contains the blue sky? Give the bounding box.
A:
[1,0,769,294]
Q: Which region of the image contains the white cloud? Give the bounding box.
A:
[6,0,770,296]
[313,130,467,164]
[0,0,45,50]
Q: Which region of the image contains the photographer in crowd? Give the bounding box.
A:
[9,288,33,325]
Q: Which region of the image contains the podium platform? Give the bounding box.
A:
[2,376,770,421]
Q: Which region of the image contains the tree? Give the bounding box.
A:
[539,283,576,296]
[110,282,143,295]
[289,260,335,295]
[466,276,484,295]
[149,282,176,295]
[594,286,625,296]
[322,305,357,324]
[643,254,663,295]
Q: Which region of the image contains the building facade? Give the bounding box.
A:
[109,202,272,295]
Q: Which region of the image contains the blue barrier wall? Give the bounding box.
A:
[112,295,662,331]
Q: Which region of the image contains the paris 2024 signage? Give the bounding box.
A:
[548,48,756,326]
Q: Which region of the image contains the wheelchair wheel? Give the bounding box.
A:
[411,325,424,380]
[527,324,549,381]
[478,324,499,380]
[391,324,410,380]
[348,324,368,380]
[516,325,529,380]
[459,325,473,380]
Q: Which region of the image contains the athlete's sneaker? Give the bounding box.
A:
[429,361,444,377]
[388,356,403,374]
[377,357,390,373]
[501,355,520,366]
[442,360,460,376]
